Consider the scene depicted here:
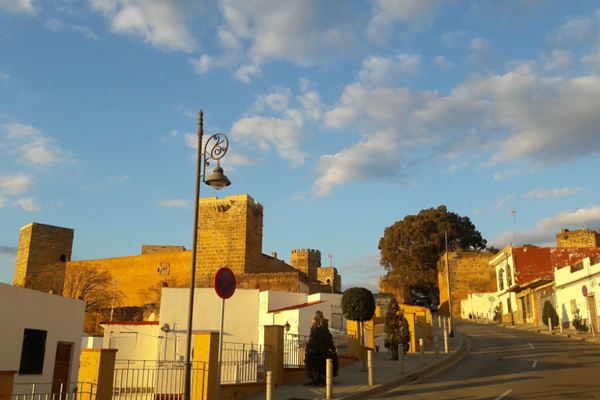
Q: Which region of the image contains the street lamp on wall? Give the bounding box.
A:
[184,110,231,400]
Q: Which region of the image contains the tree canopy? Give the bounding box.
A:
[341,287,376,322]
[378,205,487,299]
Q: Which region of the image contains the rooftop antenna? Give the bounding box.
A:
[326,253,333,267]
[508,210,517,245]
[158,262,171,284]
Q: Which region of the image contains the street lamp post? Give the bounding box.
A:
[184,110,231,400]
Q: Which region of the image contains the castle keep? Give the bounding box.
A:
[14,194,341,307]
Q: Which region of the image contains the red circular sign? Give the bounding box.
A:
[214,267,236,299]
[582,285,588,297]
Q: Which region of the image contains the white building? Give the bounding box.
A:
[0,284,85,396]
[555,256,600,331]
[460,293,498,320]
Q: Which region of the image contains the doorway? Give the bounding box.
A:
[51,342,73,400]
[587,294,599,333]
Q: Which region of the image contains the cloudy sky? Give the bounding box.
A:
[2,0,600,292]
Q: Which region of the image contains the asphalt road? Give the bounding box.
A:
[376,320,600,399]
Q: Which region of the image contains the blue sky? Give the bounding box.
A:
[2,1,600,293]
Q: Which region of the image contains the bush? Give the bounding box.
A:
[493,306,502,322]
[542,301,559,328]
[572,309,589,332]
[383,297,401,360]
[305,310,339,384]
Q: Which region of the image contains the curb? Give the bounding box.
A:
[341,334,469,400]
[500,323,597,343]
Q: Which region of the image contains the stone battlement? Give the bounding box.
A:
[291,249,321,255]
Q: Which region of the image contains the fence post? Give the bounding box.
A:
[264,325,285,386]
[444,329,449,354]
[368,350,374,386]
[434,336,440,359]
[326,359,333,399]
[548,317,552,333]
[78,349,117,400]
[193,332,220,400]
[560,321,564,335]
[419,339,425,366]
[0,370,17,400]
[266,371,274,400]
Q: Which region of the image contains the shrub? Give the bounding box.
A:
[542,301,559,328]
[383,297,401,360]
[305,310,339,384]
[572,309,589,332]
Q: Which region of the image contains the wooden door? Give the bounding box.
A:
[587,294,598,333]
[51,342,72,400]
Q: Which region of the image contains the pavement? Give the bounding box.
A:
[495,318,600,344]
[244,322,466,400]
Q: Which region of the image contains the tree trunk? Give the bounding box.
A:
[361,320,367,371]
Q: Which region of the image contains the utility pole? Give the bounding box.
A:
[508,210,517,244]
[110,280,119,321]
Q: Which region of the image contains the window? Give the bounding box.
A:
[498,269,504,291]
[19,329,47,374]
[506,264,512,287]
[60,254,67,262]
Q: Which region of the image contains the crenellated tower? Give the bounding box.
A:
[290,249,321,281]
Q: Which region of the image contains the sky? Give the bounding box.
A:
[2,0,600,293]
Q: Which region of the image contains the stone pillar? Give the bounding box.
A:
[78,349,117,400]
[0,371,17,400]
[193,332,219,400]
[264,325,284,386]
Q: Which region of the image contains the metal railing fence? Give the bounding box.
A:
[220,342,270,383]
[12,382,96,400]
[284,334,308,368]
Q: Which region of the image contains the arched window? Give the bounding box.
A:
[60,254,67,262]
[498,268,505,291]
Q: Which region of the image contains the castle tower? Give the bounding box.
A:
[13,223,74,287]
[290,249,321,281]
[556,228,600,248]
[195,195,264,284]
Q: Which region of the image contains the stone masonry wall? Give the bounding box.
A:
[556,228,600,248]
[379,274,407,303]
[438,252,496,317]
[13,223,74,287]
[317,267,342,293]
[290,249,321,281]
[196,195,264,282]
[236,272,310,293]
[141,245,187,255]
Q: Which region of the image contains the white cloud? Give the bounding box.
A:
[549,15,596,46]
[434,55,455,70]
[473,208,486,215]
[495,195,514,209]
[372,0,445,28]
[0,245,17,257]
[89,0,196,52]
[0,193,6,209]
[13,197,40,211]
[340,251,382,293]
[0,173,34,195]
[524,187,585,199]
[542,49,572,71]
[183,133,197,149]
[490,205,600,247]
[2,123,73,167]
[252,87,291,112]
[230,115,307,168]
[358,54,422,86]
[312,129,402,197]
[158,199,188,208]
[44,19,99,39]
[0,0,38,15]
[470,37,490,51]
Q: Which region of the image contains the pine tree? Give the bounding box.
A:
[399,315,411,354]
[542,301,559,328]
[304,310,339,384]
[383,297,401,360]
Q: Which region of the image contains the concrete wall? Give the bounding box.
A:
[555,257,600,328]
[460,293,498,320]
[159,288,260,360]
[102,322,160,361]
[0,284,85,395]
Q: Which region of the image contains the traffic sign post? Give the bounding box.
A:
[214,268,236,400]
[582,285,588,297]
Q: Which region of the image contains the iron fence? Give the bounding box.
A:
[220,342,270,383]
[284,334,308,368]
[12,382,96,400]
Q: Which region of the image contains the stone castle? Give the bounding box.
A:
[13,194,341,308]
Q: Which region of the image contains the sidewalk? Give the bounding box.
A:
[244,324,465,400]
[496,320,600,344]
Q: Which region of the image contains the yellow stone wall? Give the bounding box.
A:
[13,222,74,287]
[291,249,320,281]
[556,228,600,248]
[438,252,496,317]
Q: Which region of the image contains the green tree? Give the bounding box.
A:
[304,310,339,384]
[542,301,559,328]
[383,297,402,360]
[341,287,375,370]
[399,315,410,354]
[378,205,487,298]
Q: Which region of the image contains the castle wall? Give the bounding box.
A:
[14,223,74,287]
[195,195,264,285]
[290,249,321,281]
[236,272,310,293]
[556,228,600,248]
[317,267,341,293]
[141,245,187,255]
[438,252,497,317]
[379,274,407,303]
[66,251,193,307]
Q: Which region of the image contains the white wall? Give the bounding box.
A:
[555,257,600,326]
[461,293,498,320]
[0,284,85,395]
[159,288,260,361]
[81,336,103,349]
[102,323,160,361]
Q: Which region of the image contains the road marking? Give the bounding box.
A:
[528,343,534,348]
[495,389,513,399]
[532,360,537,368]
